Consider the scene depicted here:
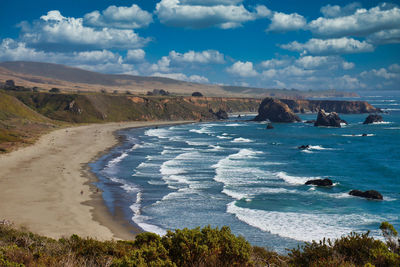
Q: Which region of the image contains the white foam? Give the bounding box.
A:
[226,123,243,127]
[131,212,167,236]
[372,121,392,124]
[342,134,375,137]
[145,128,171,139]
[148,180,165,185]
[276,171,317,185]
[106,152,128,167]
[186,141,209,146]
[308,145,333,150]
[217,135,232,139]
[208,145,223,151]
[383,108,400,111]
[231,137,253,143]
[189,127,213,135]
[227,201,385,242]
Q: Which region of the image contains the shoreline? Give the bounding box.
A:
[0,120,194,241]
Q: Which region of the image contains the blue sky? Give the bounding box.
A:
[1,0,400,90]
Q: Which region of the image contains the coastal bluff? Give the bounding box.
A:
[254,97,381,122]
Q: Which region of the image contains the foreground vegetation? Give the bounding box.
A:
[0,222,399,267]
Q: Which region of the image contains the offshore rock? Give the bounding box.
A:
[254,98,301,123]
[266,123,274,129]
[305,178,333,187]
[314,109,347,127]
[349,190,383,200]
[363,114,383,124]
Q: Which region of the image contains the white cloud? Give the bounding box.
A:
[361,68,398,79]
[226,61,258,77]
[150,56,171,73]
[155,0,270,29]
[152,72,209,83]
[295,55,354,70]
[260,58,291,69]
[367,29,400,44]
[169,50,225,64]
[389,64,400,73]
[19,10,149,51]
[320,2,362,18]
[281,37,374,55]
[309,4,400,37]
[0,38,138,74]
[125,49,146,62]
[267,12,306,32]
[84,4,153,29]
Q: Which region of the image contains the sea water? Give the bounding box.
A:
[90,91,400,252]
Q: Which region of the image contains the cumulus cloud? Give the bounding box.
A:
[367,29,400,44]
[226,61,258,77]
[309,4,400,38]
[152,72,209,83]
[0,38,138,74]
[155,0,270,29]
[320,2,362,18]
[19,10,149,51]
[169,50,225,64]
[260,58,291,69]
[125,49,146,62]
[295,55,354,70]
[267,12,306,32]
[281,37,374,55]
[83,4,153,29]
[389,63,400,73]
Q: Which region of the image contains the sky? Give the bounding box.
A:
[1,0,400,91]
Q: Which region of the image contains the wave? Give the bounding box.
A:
[145,128,171,139]
[372,121,392,125]
[383,108,400,111]
[227,201,385,242]
[106,152,129,168]
[226,123,244,127]
[208,145,224,151]
[342,134,375,137]
[186,141,209,146]
[217,135,232,139]
[189,127,213,135]
[131,212,167,236]
[231,137,253,143]
[276,171,320,185]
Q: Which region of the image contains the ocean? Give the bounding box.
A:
[90,91,400,252]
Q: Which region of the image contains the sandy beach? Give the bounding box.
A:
[0,121,193,240]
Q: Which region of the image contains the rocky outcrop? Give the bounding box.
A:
[305,179,333,187]
[314,110,347,127]
[254,98,301,123]
[363,114,383,124]
[349,190,383,200]
[298,145,310,150]
[211,109,229,120]
[266,123,274,129]
[281,99,381,114]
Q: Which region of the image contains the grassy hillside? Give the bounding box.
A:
[0,91,57,152]
[10,92,260,123]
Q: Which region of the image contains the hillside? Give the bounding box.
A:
[10,92,260,123]
[0,92,57,152]
[0,61,358,98]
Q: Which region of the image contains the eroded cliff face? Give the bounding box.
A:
[280,99,381,114]
[254,97,381,122]
[254,98,301,122]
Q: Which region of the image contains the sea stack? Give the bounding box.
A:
[349,190,383,200]
[314,109,347,127]
[363,114,383,124]
[254,98,301,123]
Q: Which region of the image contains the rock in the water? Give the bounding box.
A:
[298,145,310,150]
[210,109,229,120]
[305,178,333,187]
[266,123,274,129]
[314,109,347,127]
[362,133,368,137]
[349,190,383,200]
[305,120,316,124]
[254,98,301,123]
[363,114,383,124]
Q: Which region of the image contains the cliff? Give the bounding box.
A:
[254,98,301,122]
[280,99,382,114]
[8,92,260,123]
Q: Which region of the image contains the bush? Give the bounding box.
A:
[49,88,60,93]
[191,92,203,97]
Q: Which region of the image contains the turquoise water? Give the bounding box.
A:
[91,91,400,252]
